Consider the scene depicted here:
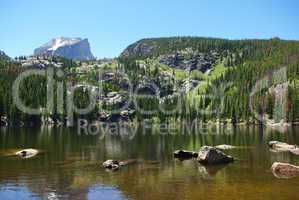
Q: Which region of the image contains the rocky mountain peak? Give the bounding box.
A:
[34,37,95,61]
[0,50,10,60]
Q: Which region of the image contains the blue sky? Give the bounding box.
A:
[0,0,298,58]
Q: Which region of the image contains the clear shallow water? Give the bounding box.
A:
[0,125,299,200]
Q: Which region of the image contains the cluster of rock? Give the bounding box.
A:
[173,142,299,179]
[159,50,220,72]
[103,92,126,106]
[103,145,235,172]
[136,80,160,96]
[174,146,234,165]
[269,141,299,178]
[98,109,135,122]
[18,56,63,68]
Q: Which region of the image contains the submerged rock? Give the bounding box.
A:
[174,150,198,159]
[269,141,297,152]
[215,144,236,150]
[15,149,39,159]
[119,159,137,166]
[271,162,299,179]
[197,146,234,165]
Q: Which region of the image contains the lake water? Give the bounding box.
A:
[0,125,298,200]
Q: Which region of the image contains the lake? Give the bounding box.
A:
[0,124,298,200]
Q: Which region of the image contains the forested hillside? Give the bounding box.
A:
[0,37,298,126]
[119,37,299,124]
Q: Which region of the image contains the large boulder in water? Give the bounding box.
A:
[15,149,39,159]
[174,150,198,159]
[197,146,234,165]
[271,162,299,179]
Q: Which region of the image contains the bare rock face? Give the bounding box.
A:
[121,41,156,57]
[34,37,95,61]
[197,146,234,165]
[271,162,299,179]
[159,50,219,72]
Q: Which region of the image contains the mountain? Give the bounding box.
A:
[120,37,299,124]
[120,37,241,73]
[121,37,229,58]
[34,37,95,61]
[0,50,10,60]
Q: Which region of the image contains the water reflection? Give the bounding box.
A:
[0,125,298,200]
[0,185,40,200]
[88,185,127,200]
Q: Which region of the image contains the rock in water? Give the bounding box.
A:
[215,144,235,150]
[269,141,297,152]
[271,162,299,179]
[197,146,234,165]
[102,160,120,171]
[34,37,95,61]
[174,150,198,159]
[15,149,38,159]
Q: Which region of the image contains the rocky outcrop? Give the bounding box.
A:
[159,50,220,72]
[136,80,160,95]
[271,162,299,179]
[197,146,234,165]
[104,92,125,106]
[174,150,198,160]
[121,41,156,57]
[15,149,39,159]
[180,79,199,93]
[34,37,95,61]
[19,56,63,68]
